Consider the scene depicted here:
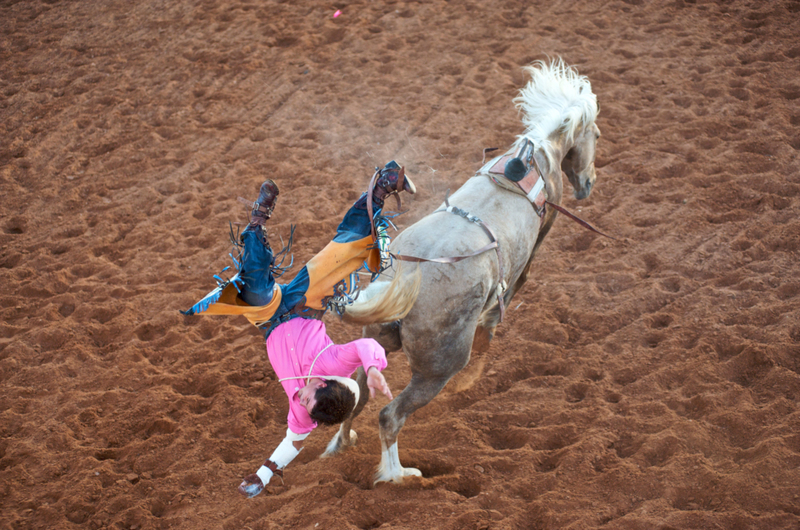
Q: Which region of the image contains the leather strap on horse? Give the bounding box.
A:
[392,192,508,322]
[482,149,616,240]
[543,201,617,240]
[486,173,615,240]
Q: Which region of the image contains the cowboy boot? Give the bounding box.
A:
[355,161,416,209]
[373,160,416,204]
[247,179,279,228]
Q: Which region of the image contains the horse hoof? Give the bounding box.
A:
[321,429,358,458]
[403,467,422,478]
[347,429,358,446]
[374,466,422,485]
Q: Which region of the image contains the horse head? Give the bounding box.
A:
[513,58,600,202]
[561,121,601,200]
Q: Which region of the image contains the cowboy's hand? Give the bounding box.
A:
[367,366,393,400]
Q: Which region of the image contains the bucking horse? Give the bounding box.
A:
[332,58,601,484]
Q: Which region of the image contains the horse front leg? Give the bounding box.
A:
[321,366,369,457]
[375,373,449,484]
[323,321,403,458]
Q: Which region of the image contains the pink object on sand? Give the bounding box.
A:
[333,10,341,18]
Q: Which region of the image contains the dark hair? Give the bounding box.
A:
[309,380,356,426]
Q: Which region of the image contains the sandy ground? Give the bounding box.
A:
[2,0,800,528]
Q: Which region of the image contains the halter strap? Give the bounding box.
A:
[481,149,616,240]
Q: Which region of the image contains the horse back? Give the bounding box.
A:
[392,177,541,331]
[393,177,541,280]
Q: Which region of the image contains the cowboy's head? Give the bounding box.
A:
[297,377,358,425]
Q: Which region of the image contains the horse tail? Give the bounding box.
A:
[342,261,421,325]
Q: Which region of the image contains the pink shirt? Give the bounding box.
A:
[266,317,387,434]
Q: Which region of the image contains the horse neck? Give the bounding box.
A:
[529,141,563,205]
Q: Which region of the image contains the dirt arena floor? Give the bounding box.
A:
[2,0,800,528]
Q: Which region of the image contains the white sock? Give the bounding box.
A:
[270,438,301,468]
[256,465,273,486]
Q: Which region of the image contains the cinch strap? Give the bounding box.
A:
[391,193,508,322]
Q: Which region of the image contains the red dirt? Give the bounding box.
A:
[2,0,800,529]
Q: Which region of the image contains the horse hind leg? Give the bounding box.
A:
[375,373,449,484]
[322,425,358,458]
[364,320,402,353]
[321,366,370,457]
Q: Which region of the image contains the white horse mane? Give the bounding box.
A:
[513,58,598,168]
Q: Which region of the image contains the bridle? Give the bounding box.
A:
[484,143,616,240]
